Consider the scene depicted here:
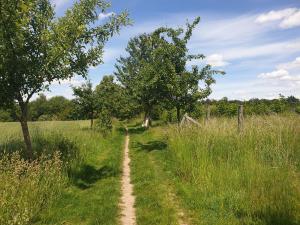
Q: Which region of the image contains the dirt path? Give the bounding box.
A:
[120,129,136,225]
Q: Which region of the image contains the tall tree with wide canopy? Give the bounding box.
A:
[114,32,170,127]
[115,17,224,126]
[0,0,129,157]
[155,18,225,123]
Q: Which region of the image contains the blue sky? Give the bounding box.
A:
[47,0,300,100]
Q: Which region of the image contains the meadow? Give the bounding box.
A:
[0,121,125,225]
[128,115,300,225]
[0,115,299,225]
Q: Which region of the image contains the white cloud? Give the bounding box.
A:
[258,69,291,79]
[222,39,300,61]
[255,8,297,23]
[256,8,300,29]
[206,54,228,67]
[280,11,300,29]
[277,57,300,70]
[191,14,267,47]
[98,12,115,20]
[258,58,300,85]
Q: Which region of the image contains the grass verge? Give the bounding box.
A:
[0,121,125,225]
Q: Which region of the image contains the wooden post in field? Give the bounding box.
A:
[238,104,244,133]
[180,113,201,127]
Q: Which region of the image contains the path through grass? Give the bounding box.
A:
[128,125,188,225]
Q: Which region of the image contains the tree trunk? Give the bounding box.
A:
[142,111,151,128]
[19,102,33,159]
[176,106,181,124]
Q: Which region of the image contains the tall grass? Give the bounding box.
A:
[0,121,84,225]
[166,115,300,224]
[0,152,66,225]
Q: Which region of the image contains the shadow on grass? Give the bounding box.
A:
[256,211,298,225]
[234,207,299,225]
[80,127,92,131]
[134,140,167,152]
[127,126,147,134]
[116,126,147,135]
[0,139,26,157]
[71,164,119,189]
[116,126,127,134]
[0,132,80,162]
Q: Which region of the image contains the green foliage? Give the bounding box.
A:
[296,105,300,114]
[0,109,13,122]
[95,108,113,136]
[29,95,75,121]
[115,32,167,120]
[198,95,300,118]
[0,0,129,107]
[95,75,140,120]
[115,17,224,124]
[72,80,96,126]
[0,0,129,155]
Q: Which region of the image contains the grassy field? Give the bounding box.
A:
[129,115,300,225]
[1,115,299,225]
[0,121,125,225]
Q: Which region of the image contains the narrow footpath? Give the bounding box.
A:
[120,129,136,225]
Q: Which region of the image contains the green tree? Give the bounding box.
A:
[47,96,74,120]
[0,109,13,122]
[154,18,225,123]
[96,107,113,136]
[115,17,223,125]
[115,33,161,127]
[28,94,48,120]
[73,81,96,128]
[95,75,139,120]
[0,0,129,157]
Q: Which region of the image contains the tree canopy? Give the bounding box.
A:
[72,80,96,128]
[0,0,129,156]
[115,17,224,126]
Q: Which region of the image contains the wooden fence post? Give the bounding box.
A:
[238,104,244,133]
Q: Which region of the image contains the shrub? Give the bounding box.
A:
[0,109,13,122]
[96,108,112,136]
[295,105,300,114]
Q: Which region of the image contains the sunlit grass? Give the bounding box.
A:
[0,120,125,225]
[165,115,300,224]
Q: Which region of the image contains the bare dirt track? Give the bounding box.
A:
[120,129,136,225]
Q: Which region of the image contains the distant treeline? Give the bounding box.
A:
[197,95,300,117]
[0,94,299,122]
[164,95,300,122]
[0,95,81,122]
